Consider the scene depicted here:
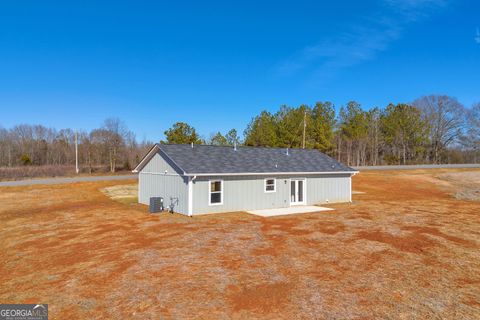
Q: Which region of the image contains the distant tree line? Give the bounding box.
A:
[162,95,480,166]
[0,118,152,172]
[1,94,479,173]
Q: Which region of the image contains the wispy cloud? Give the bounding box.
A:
[275,0,448,79]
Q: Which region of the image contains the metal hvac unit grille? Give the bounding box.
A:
[149,197,164,213]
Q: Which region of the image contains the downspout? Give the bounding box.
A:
[350,171,358,202]
[188,175,197,217]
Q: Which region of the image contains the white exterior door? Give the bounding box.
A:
[290,179,306,205]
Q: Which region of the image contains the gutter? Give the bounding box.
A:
[183,171,359,177]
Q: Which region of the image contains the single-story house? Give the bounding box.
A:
[133,144,358,216]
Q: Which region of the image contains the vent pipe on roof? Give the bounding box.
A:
[286,148,289,156]
[191,142,194,149]
[234,142,237,151]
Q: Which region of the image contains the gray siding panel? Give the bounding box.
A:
[306,174,351,204]
[141,152,183,175]
[138,152,188,215]
[192,174,351,214]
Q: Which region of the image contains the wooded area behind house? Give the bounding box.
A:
[165,95,480,166]
[0,94,479,179]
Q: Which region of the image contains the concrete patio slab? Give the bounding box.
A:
[247,205,333,217]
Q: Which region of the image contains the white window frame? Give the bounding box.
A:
[208,179,223,206]
[264,178,276,193]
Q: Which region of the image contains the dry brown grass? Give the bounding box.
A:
[0,165,78,181]
[435,171,480,201]
[0,170,479,319]
[0,165,131,181]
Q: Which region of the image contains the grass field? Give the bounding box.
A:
[0,165,133,182]
[0,169,479,319]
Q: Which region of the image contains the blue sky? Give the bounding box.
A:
[0,0,478,141]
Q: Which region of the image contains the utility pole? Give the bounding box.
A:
[75,131,79,174]
[302,110,306,149]
[8,145,11,167]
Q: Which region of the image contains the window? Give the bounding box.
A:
[209,180,223,205]
[264,178,276,193]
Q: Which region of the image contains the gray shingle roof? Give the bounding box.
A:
[157,144,356,175]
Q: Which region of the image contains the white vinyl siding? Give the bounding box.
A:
[191,173,351,215]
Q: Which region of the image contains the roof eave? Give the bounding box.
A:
[183,171,359,177]
[132,143,187,175]
[132,144,160,173]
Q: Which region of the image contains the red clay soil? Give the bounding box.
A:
[0,170,479,319]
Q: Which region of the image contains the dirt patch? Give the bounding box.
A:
[316,222,346,234]
[228,282,293,314]
[402,226,478,248]
[353,229,439,254]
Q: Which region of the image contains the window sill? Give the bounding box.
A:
[208,202,224,206]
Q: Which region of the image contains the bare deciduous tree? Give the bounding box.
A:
[413,95,466,163]
[0,119,151,174]
[461,103,480,162]
[103,118,129,173]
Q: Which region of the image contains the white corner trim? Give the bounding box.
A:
[188,177,193,216]
[304,178,308,204]
[264,178,276,193]
[349,175,352,202]
[208,179,223,206]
